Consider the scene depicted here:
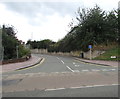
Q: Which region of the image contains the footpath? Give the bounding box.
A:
[2,55,43,73]
[75,58,118,67]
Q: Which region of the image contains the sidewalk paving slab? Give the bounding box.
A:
[2,55,42,73]
[75,58,118,67]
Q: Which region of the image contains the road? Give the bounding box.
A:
[3,85,118,97]
[3,54,118,74]
[2,54,118,97]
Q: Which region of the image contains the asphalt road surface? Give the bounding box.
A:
[2,54,118,97]
[3,54,118,75]
[3,85,118,97]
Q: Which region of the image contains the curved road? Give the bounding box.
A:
[2,54,118,97]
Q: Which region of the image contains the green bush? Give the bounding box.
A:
[18,45,31,58]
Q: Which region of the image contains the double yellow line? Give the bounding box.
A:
[16,58,45,71]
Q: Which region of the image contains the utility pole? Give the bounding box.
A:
[31,32,33,41]
[90,47,92,60]
[16,46,18,59]
[88,45,92,60]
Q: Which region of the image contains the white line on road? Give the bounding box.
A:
[102,69,109,71]
[73,62,75,64]
[45,84,119,91]
[70,86,84,89]
[66,66,74,72]
[56,57,60,60]
[82,70,89,72]
[91,69,100,72]
[74,65,79,67]
[73,70,79,72]
[110,69,116,71]
[61,60,65,64]
[70,84,119,89]
[45,88,65,91]
[93,85,105,87]
[111,84,118,85]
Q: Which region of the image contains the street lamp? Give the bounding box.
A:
[16,46,18,59]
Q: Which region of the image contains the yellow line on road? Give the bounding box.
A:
[16,58,45,71]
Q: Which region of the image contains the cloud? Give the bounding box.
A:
[0,3,33,42]
[0,0,119,43]
[82,0,119,11]
[2,2,81,17]
[1,2,81,27]
[0,3,72,42]
[29,13,72,42]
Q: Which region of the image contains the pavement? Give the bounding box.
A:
[2,55,43,73]
[75,58,118,67]
[1,54,118,73]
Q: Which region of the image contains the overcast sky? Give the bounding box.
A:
[0,0,119,43]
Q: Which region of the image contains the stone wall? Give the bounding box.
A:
[31,49,48,54]
[83,50,105,59]
[31,49,105,59]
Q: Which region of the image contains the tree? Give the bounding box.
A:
[2,25,30,60]
[56,5,118,52]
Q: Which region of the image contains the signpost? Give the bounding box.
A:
[88,45,92,60]
[16,46,18,59]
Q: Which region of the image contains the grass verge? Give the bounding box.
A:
[94,47,120,61]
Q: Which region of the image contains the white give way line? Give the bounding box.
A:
[61,60,65,64]
[56,57,65,64]
[66,66,74,72]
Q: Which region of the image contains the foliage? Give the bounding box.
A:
[27,5,119,53]
[94,47,120,61]
[56,5,118,52]
[26,39,56,52]
[2,25,30,60]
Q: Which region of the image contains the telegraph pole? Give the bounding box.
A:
[16,46,18,59]
[88,45,92,60]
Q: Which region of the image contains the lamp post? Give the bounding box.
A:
[16,46,18,59]
[88,45,92,60]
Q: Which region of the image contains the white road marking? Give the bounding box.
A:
[66,66,74,72]
[85,85,94,88]
[82,70,89,72]
[61,60,65,64]
[45,89,58,91]
[73,62,75,64]
[54,72,59,74]
[102,69,109,71]
[73,70,79,72]
[91,69,100,72]
[45,84,119,91]
[61,71,70,73]
[70,87,84,89]
[56,57,60,60]
[70,84,119,89]
[93,85,105,87]
[74,65,79,67]
[111,84,118,85]
[110,69,116,71]
[45,88,65,91]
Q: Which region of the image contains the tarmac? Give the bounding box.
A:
[2,54,118,93]
[1,54,118,73]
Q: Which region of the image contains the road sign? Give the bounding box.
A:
[88,45,92,60]
[88,45,92,49]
